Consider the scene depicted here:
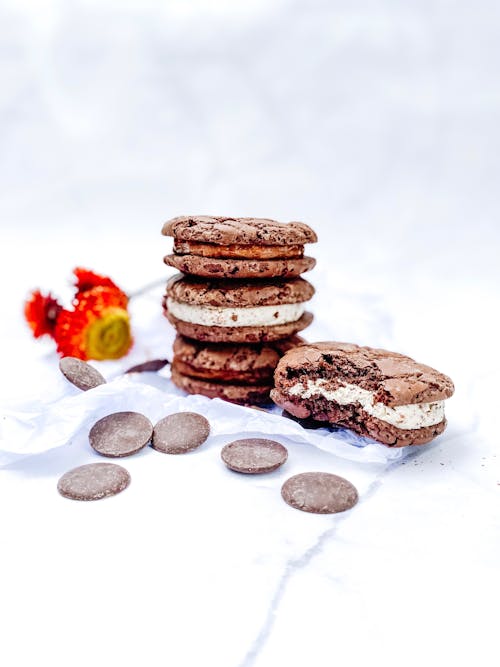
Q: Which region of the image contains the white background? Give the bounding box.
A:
[0,1,499,666]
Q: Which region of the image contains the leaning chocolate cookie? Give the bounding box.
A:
[271,342,455,447]
[163,274,314,343]
[162,215,317,279]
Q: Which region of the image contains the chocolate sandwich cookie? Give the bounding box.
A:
[271,342,455,447]
[170,335,304,404]
[172,335,304,384]
[162,215,317,279]
[163,274,314,343]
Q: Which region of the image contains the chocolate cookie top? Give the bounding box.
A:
[274,342,454,406]
[166,274,315,307]
[162,216,317,246]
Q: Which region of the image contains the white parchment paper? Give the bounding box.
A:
[0,369,405,467]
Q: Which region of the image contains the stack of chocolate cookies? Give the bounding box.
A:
[161,216,317,404]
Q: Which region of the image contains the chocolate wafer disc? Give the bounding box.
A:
[89,412,153,458]
[59,357,106,391]
[221,438,288,474]
[57,463,130,501]
[281,472,358,514]
[152,412,210,454]
[125,359,169,374]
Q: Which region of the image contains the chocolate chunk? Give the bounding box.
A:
[89,412,153,457]
[152,412,210,454]
[59,357,106,391]
[57,462,130,501]
[221,438,288,474]
[281,472,358,514]
[125,359,169,374]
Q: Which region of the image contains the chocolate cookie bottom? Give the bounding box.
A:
[164,254,315,280]
[270,390,447,447]
[171,366,272,405]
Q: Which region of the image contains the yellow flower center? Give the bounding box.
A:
[85,307,132,360]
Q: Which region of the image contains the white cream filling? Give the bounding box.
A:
[288,379,445,430]
[167,298,305,328]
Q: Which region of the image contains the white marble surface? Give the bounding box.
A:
[0,1,499,666]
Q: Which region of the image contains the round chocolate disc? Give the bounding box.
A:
[89,412,153,457]
[281,472,358,514]
[57,462,130,501]
[221,438,288,474]
[59,357,106,391]
[152,412,210,454]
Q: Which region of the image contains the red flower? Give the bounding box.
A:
[24,290,63,339]
[54,286,132,360]
[24,269,132,361]
[73,267,123,298]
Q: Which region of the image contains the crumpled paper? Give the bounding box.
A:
[0,370,405,468]
[1,290,408,468]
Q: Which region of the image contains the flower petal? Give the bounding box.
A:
[73,267,124,297]
[24,290,63,339]
[54,286,132,360]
